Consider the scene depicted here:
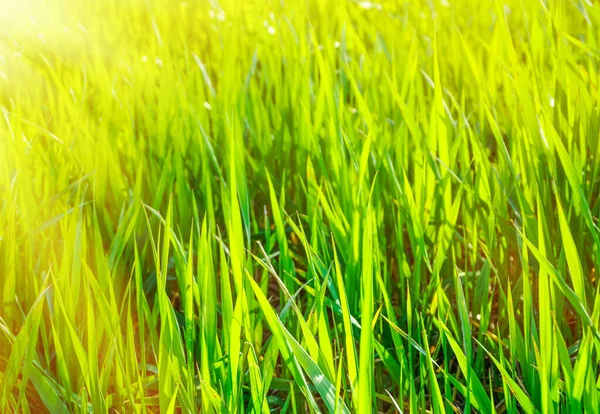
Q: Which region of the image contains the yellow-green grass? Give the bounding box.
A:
[1,0,600,412]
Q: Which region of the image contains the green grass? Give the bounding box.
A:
[1,0,600,412]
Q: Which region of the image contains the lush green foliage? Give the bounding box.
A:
[1,0,600,412]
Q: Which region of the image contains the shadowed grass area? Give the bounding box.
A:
[1,0,600,412]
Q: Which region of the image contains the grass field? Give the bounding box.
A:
[1,0,600,412]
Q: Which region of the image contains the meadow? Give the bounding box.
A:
[1,0,600,412]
